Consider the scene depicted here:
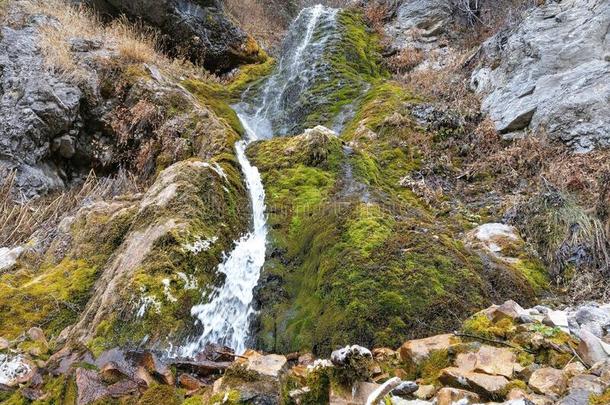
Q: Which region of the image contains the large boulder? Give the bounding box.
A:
[80,0,265,72]
[471,0,610,152]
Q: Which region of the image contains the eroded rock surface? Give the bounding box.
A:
[471,0,610,151]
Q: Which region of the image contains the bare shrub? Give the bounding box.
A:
[386,47,424,74]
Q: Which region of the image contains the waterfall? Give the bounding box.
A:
[181,4,339,356]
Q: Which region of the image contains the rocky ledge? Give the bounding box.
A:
[3,300,610,404]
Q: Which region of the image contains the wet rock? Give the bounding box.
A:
[471,0,610,151]
[136,351,174,385]
[106,379,139,397]
[178,373,204,391]
[528,367,567,396]
[172,359,231,377]
[76,368,109,405]
[399,334,455,365]
[577,329,610,367]
[439,367,510,398]
[434,387,480,405]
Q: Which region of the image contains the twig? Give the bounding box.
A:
[453,331,535,354]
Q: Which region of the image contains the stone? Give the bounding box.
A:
[567,374,605,395]
[0,247,24,272]
[528,367,567,396]
[0,338,9,351]
[491,300,529,323]
[439,367,510,398]
[399,334,455,364]
[246,354,288,379]
[456,345,520,378]
[298,353,315,365]
[434,387,480,405]
[136,351,174,385]
[26,328,47,345]
[0,355,34,387]
[544,311,570,333]
[372,348,397,362]
[330,381,378,405]
[577,329,610,367]
[178,374,204,391]
[467,223,522,257]
[99,362,128,384]
[413,384,436,400]
[563,362,587,379]
[51,135,76,159]
[471,0,610,151]
[391,380,418,396]
[75,368,109,405]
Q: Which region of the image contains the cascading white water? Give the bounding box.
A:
[181,4,339,356]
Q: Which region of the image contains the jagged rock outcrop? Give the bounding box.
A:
[471,0,610,152]
[0,14,86,199]
[79,0,266,72]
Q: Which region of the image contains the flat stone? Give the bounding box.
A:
[399,334,455,364]
[567,374,605,395]
[76,368,108,405]
[456,345,519,378]
[528,367,567,396]
[577,329,610,367]
[413,384,436,400]
[246,354,287,379]
[439,367,509,398]
[434,387,480,405]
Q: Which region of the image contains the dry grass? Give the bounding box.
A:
[23,0,202,83]
[0,169,140,248]
[399,51,480,116]
[224,0,287,50]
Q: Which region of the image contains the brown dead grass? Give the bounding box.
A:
[23,0,205,83]
[0,169,140,248]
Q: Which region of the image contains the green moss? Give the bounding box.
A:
[462,314,516,340]
[513,259,550,293]
[418,349,452,385]
[138,385,181,405]
[30,375,77,405]
[86,159,250,353]
[208,390,242,404]
[590,389,610,405]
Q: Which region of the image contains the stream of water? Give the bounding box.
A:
[181,4,339,356]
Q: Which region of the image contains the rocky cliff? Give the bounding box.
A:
[1,0,610,404]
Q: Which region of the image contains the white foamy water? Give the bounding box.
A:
[181,4,339,356]
[0,354,30,386]
[181,118,268,356]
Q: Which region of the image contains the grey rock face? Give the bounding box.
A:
[384,0,452,53]
[471,0,610,152]
[80,0,264,73]
[0,19,83,198]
